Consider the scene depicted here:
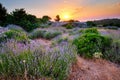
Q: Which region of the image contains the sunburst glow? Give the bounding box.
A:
[61,13,72,21]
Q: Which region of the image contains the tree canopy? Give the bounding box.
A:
[0,3,7,25]
[55,15,60,22]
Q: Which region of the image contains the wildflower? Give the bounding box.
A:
[93,52,103,58]
[23,60,26,63]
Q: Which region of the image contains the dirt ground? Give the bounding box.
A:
[68,56,120,80]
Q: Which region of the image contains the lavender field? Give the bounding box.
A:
[0,1,120,80]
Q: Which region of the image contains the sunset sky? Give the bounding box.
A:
[0,0,120,21]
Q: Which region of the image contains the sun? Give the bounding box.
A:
[61,13,71,21]
[63,14,70,19]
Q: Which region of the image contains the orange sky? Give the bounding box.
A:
[1,0,120,21]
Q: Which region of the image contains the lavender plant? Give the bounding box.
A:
[29,29,61,40]
[0,41,77,80]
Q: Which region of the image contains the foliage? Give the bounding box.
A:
[103,40,120,64]
[81,28,99,34]
[29,29,61,40]
[4,8,51,31]
[0,43,77,80]
[0,3,7,26]
[41,16,51,23]
[65,24,73,29]
[93,19,120,27]
[0,34,6,43]
[93,52,103,58]
[8,8,40,32]
[0,5,41,31]
[86,21,96,27]
[55,15,60,22]
[4,30,28,42]
[62,23,74,29]
[73,28,112,58]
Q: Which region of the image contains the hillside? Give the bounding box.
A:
[93,18,120,27]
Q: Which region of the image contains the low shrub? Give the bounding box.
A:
[73,28,112,58]
[29,30,46,39]
[81,28,99,34]
[17,20,40,32]
[0,30,28,43]
[29,29,61,40]
[4,30,28,42]
[0,34,6,43]
[86,21,96,27]
[62,23,73,29]
[46,32,61,39]
[103,40,120,64]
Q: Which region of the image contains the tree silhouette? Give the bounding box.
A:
[55,15,60,22]
[11,8,27,23]
[41,15,51,23]
[26,14,37,23]
[9,8,39,31]
[0,3,7,25]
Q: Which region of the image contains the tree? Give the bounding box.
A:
[55,15,60,22]
[41,15,51,23]
[9,8,39,32]
[86,21,96,27]
[11,8,27,23]
[0,3,7,25]
[26,14,37,23]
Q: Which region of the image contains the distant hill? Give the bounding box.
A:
[91,18,120,27]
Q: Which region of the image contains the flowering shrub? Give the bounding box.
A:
[0,42,77,80]
[29,29,61,40]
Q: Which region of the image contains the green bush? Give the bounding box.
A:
[62,23,73,29]
[44,31,61,39]
[86,21,96,27]
[73,28,112,58]
[0,34,6,43]
[17,20,39,32]
[82,28,99,34]
[29,30,46,39]
[103,40,120,64]
[4,30,28,42]
[29,30,61,40]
